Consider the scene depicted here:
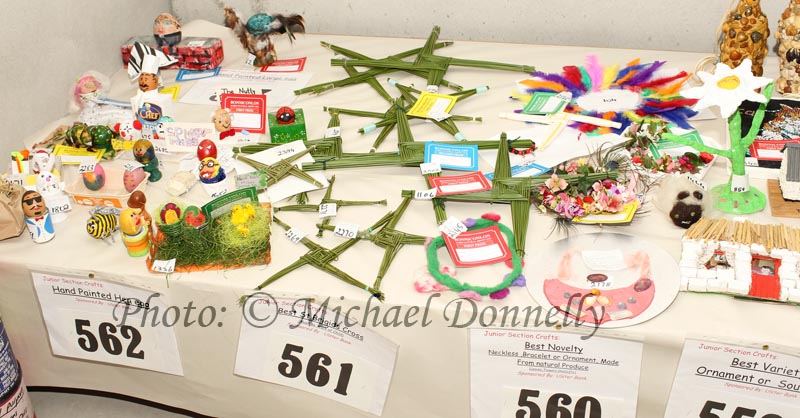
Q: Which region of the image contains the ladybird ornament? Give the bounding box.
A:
[276,106,295,124]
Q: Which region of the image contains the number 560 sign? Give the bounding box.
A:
[502,388,622,418]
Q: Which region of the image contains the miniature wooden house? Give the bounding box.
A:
[779,142,800,200]
[680,217,800,303]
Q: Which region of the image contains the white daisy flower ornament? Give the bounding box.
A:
[682,58,771,118]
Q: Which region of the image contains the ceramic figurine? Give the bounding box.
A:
[29,149,54,174]
[198,157,226,184]
[133,139,162,182]
[119,208,149,257]
[21,190,54,243]
[36,171,69,223]
[223,7,305,66]
[154,13,182,47]
[719,0,769,76]
[127,190,153,238]
[777,1,800,95]
[212,108,236,140]
[127,42,177,118]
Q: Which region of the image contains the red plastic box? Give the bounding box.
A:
[121,36,224,71]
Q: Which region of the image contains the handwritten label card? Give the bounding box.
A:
[470,329,642,418]
[439,216,468,239]
[428,172,492,196]
[221,93,267,134]
[235,297,398,415]
[423,142,479,171]
[665,338,800,418]
[31,271,183,376]
[443,225,511,267]
[407,92,456,120]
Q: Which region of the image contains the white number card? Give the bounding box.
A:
[235,296,398,415]
[470,329,642,418]
[665,338,800,418]
[31,271,183,375]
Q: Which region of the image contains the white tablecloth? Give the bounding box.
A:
[2,20,799,418]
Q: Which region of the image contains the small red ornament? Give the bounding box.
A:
[197,139,218,160]
[276,106,295,124]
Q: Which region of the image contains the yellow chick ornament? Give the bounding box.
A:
[231,204,256,237]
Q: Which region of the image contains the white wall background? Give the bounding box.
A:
[0,0,790,162]
[0,0,171,162]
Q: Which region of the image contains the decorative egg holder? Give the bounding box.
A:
[65,167,149,208]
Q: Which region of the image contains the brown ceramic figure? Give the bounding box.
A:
[720,0,769,76]
[777,1,800,95]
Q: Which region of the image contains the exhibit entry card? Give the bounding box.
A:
[484,163,549,181]
[221,93,267,134]
[261,57,307,72]
[30,271,183,376]
[235,297,398,415]
[423,142,479,171]
[470,329,642,418]
[443,225,512,267]
[407,92,457,121]
[664,338,800,418]
[522,91,571,115]
[428,172,491,196]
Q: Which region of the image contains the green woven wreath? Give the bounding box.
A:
[426,214,525,299]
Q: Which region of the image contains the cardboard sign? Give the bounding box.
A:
[423,142,479,171]
[428,172,492,196]
[443,225,512,267]
[220,93,267,134]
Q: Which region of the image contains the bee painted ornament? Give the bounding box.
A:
[86,208,119,242]
[719,0,769,76]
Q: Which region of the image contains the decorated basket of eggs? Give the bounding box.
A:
[156,201,185,237]
[65,162,149,208]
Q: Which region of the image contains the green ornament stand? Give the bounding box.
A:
[663,83,774,215]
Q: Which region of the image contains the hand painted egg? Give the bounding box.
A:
[82,164,106,191]
[197,139,217,160]
[276,106,295,124]
[183,205,206,227]
[246,13,275,35]
[123,167,147,192]
[160,202,181,224]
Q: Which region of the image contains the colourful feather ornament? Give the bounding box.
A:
[517,57,698,134]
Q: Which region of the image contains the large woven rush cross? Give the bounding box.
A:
[234,146,323,189]
[255,216,388,300]
[274,174,387,237]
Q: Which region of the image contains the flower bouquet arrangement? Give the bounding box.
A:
[622,122,715,176]
[537,172,639,221]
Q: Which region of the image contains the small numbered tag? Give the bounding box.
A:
[152,259,176,274]
[426,85,439,93]
[3,175,24,186]
[285,227,307,244]
[245,53,256,66]
[318,203,338,218]
[153,143,169,154]
[414,188,438,200]
[333,222,359,239]
[730,173,750,193]
[420,162,442,175]
[78,161,97,173]
[124,161,145,171]
[325,126,342,137]
[439,216,468,239]
[685,174,707,190]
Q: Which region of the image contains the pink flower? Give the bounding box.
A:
[545,174,568,192]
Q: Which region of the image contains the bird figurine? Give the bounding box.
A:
[230,203,256,237]
[223,7,305,66]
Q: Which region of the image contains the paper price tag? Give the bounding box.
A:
[31,272,183,375]
[414,188,438,200]
[665,339,800,418]
[325,126,342,138]
[731,174,750,193]
[470,329,643,418]
[500,387,625,418]
[439,216,467,239]
[318,203,338,218]
[124,161,145,171]
[333,222,359,239]
[151,259,176,274]
[77,162,96,174]
[420,162,442,175]
[235,297,398,415]
[285,227,307,244]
